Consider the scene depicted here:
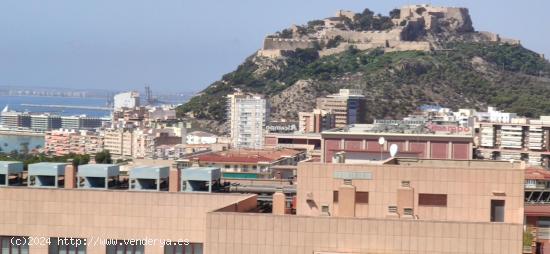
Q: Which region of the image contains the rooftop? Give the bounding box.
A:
[385,157,525,170]
[188,131,217,137]
[323,122,474,137]
[525,168,550,180]
[190,148,303,164]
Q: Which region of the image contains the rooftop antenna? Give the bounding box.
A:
[390,144,399,158]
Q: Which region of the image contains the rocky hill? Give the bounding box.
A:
[177,4,550,134]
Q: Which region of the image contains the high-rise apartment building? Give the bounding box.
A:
[316,89,366,128]
[227,92,269,149]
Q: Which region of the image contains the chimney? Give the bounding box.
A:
[169,163,181,193]
[272,191,286,215]
[64,159,77,189]
[337,181,356,217]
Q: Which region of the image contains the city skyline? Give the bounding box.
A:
[1,0,549,92]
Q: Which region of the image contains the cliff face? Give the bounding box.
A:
[177,4,550,134]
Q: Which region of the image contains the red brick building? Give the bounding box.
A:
[321,124,474,163]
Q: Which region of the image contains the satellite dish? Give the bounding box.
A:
[378,137,386,145]
[390,144,399,157]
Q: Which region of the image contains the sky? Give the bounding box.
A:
[1,0,549,93]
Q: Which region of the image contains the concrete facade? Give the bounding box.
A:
[0,159,525,254]
[0,188,256,254]
[205,160,525,254]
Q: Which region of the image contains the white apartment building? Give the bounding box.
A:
[227,92,269,149]
[113,91,140,110]
[186,131,218,145]
[476,106,518,123]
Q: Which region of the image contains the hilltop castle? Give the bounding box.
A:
[258,4,520,59]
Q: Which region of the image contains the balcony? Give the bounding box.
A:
[525,183,548,190]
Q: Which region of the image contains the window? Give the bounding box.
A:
[48,237,86,254]
[525,179,537,188]
[388,206,398,214]
[491,200,505,222]
[321,205,330,215]
[418,194,447,207]
[164,243,203,254]
[333,191,368,204]
[403,208,414,216]
[1,236,29,254]
[106,240,144,254]
[355,192,369,204]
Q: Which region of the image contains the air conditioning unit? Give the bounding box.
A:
[306,192,314,201]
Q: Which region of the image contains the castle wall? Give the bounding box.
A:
[500,37,521,45]
[320,28,403,43]
[257,49,283,58]
[386,41,432,52]
[478,31,520,45]
[336,10,356,20]
[262,37,316,51]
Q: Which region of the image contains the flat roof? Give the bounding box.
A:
[28,162,67,176]
[182,167,222,181]
[384,158,524,169]
[265,132,322,139]
[0,161,24,174]
[78,164,120,178]
[190,148,303,164]
[322,124,473,138]
[300,158,524,170]
[130,166,169,179]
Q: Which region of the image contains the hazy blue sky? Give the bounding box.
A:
[1,0,548,93]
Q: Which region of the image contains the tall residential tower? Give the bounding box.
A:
[227,92,269,149]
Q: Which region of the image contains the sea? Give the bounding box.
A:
[0,95,111,153]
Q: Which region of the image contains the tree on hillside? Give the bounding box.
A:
[389,8,401,19]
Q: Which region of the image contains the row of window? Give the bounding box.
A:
[331,191,506,223]
[333,191,448,207]
[0,237,202,254]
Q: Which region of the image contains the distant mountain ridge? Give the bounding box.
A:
[177,4,550,134]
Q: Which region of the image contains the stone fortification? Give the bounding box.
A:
[257,4,520,59]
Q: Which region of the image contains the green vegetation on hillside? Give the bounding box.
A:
[177,42,550,122]
[345,8,395,31]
